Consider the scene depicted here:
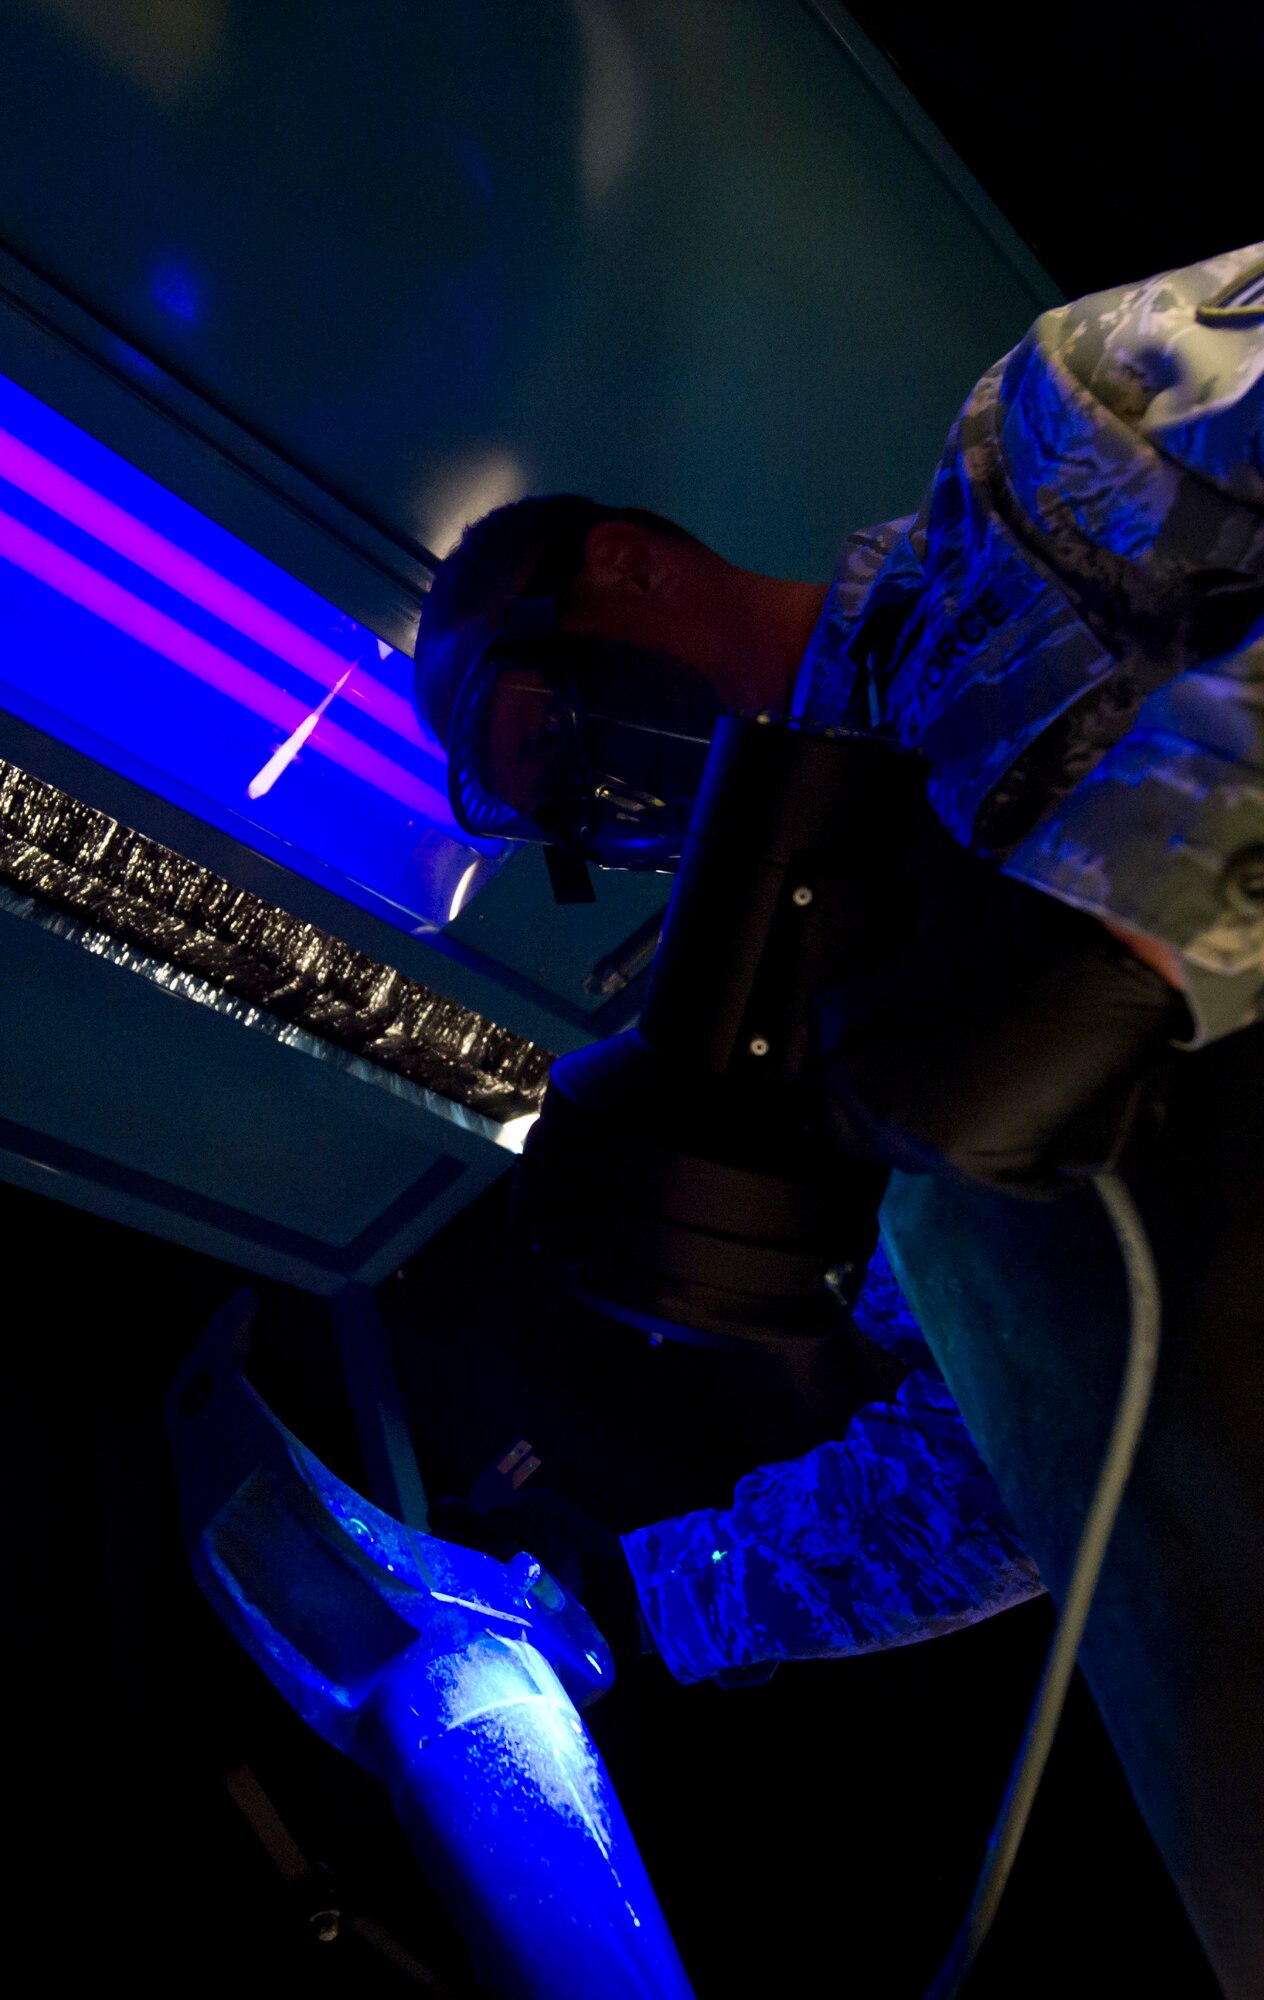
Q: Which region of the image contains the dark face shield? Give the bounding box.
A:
[446,627,723,870]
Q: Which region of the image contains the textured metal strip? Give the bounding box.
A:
[0,758,552,1130]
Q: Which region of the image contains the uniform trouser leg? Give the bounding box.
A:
[880,1023,1264,1997]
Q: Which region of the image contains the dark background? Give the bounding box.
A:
[843,0,1262,301]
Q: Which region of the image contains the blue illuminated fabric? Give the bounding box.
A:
[622,1248,1041,1686]
[796,240,1264,1045]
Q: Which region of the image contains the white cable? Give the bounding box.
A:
[923,1171,1162,1998]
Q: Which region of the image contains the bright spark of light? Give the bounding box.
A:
[494,1111,541,1155]
[448,860,480,922]
[247,667,352,799]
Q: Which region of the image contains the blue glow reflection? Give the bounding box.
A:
[150,261,202,323]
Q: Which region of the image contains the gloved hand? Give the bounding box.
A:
[812,798,1190,1195]
[428,1485,652,1666]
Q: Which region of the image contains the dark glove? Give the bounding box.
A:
[813,800,1190,1195]
[428,1486,651,1665]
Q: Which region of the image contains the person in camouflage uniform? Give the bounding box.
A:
[416,241,1264,1991]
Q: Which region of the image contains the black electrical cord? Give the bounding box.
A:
[922,1171,1162,1998]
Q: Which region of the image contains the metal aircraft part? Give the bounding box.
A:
[0,758,551,1127]
[166,1292,695,2000]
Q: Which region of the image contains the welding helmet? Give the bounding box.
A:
[445,596,724,871]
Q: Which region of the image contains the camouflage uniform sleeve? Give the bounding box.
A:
[618,1246,1041,1686]
[998,245,1264,1045]
[620,1371,1042,1686]
[1005,629,1264,1044]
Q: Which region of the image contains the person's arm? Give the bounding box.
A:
[621,1367,1042,1686]
[619,1249,1041,1687]
[1005,625,1264,1046]
[808,249,1264,1187]
[993,245,1264,1045]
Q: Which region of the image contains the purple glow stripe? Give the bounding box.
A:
[0,425,435,753]
[0,504,453,821]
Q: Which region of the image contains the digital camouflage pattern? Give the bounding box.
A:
[624,243,1264,1686]
[799,240,1264,1044]
[622,1247,1040,1685]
